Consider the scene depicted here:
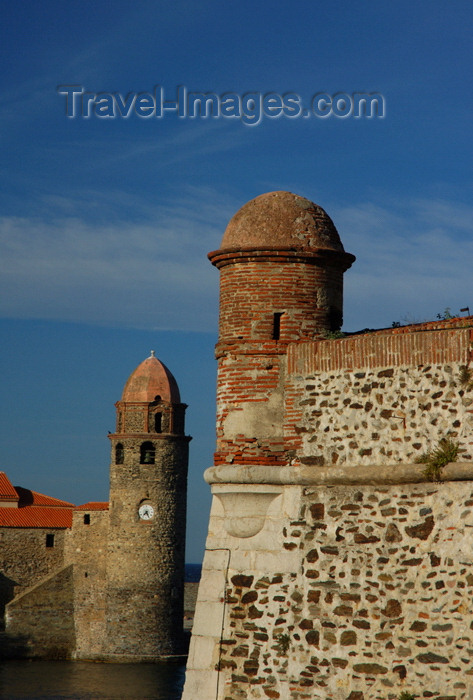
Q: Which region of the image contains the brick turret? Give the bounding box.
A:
[208,191,355,467]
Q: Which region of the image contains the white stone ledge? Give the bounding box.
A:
[204,462,473,486]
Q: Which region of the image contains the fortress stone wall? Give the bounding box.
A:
[189,478,473,699]
[183,191,473,700]
[287,326,473,466]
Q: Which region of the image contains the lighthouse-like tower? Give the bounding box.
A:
[208,191,355,469]
[106,352,190,660]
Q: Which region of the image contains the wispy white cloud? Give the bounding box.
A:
[0,187,239,331]
[98,121,250,169]
[1,191,471,334]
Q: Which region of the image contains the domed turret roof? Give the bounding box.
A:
[121,352,181,403]
[220,191,345,252]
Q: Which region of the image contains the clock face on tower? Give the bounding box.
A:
[138,503,155,520]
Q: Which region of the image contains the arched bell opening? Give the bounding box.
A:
[140,441,156,464]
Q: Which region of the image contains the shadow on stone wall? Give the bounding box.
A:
[0,630,30,659]
[0,629,75,660]
[0,573,31,658]
[0,572,17,627]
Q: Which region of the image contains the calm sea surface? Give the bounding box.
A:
[0,660,186,699]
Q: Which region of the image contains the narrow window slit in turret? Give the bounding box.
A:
[272,312,284,340]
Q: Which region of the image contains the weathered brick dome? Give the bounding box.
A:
[121,352,181,403]
[220,191,345,252]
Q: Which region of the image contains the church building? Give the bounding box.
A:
[1,352,190,661]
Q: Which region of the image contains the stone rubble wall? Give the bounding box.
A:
[0,527,66,620]
[106,436,189,659]
[185,480,473,700]
[64,509,108,659]
[5,564,75,659]
[285,329,473,465]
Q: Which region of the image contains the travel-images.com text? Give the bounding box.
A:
[57,86,385,125]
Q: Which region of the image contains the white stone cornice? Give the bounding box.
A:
[204,462,473,486]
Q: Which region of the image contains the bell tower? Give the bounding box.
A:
[106,351,190,660]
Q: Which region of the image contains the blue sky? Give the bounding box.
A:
[1,0,472,561]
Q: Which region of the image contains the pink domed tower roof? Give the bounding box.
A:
[121,351,181,403]
[220,191,345,252]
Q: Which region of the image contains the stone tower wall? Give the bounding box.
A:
[1,353,189,662]
[64,509,108,659]
[106,428,189,660]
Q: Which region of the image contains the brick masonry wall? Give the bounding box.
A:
[216,258,344,348]
[215,353,286,466]
[214,257,345,468]
[287,327,473,375]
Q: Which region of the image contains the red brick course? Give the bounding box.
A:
[287,324,473,375]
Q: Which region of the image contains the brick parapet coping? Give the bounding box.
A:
[204,463,473,486]
[354,315,473,336]
[288,324,473,375]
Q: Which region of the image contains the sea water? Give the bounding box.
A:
[0,660,186,699]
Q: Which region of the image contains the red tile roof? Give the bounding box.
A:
[0,472,109,528]
[0,506,73,528]
[76,502,109,511]
[0,474,75,528]
[0,472,19,501]
[14,486,75,508]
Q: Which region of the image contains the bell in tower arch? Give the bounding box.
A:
[140,441,156,464]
